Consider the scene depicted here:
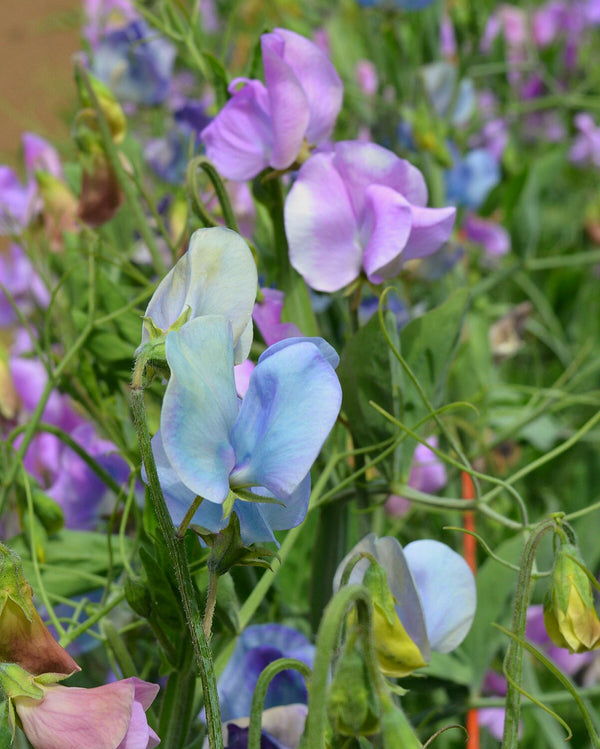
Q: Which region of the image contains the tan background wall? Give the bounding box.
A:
[0,0,81,166]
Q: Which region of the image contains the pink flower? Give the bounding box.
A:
[201,28,343,181]
[285,141,455,292]
[14,676,160,749]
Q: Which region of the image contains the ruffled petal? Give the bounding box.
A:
[402,205,456,263]
[403,539,476,653]
[361,184,412,281]
[229,340,341,497]
[201,79,274,181]
[142,227,257,361]
[270,28,343,145]
[257,336,340,370]
[161,316,238,504]
[17,681,134,749]
[262,34,310,170]
[286,152,362,292]
[334,141,428,218]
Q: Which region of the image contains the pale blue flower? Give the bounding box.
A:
[152,316,341,543]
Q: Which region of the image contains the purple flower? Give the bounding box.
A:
[92,20,176,105]
[217,624,314,721]
[0,244,50,325]
[526,604,596,675]
[463,213,511,257]
[385,437,447,517]
[253,288,301,347]
[354,60,378,97]
[214,705,307,749]
[570,113,600,168]
[478,671,512,741]
[82,0,139,49]
[285,141,456,292]
[152,317,341,543]
[201,28,343,181]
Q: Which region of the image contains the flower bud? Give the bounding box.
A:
[327,638,380,736]
[0,545,79,676]
[543,543,600,653]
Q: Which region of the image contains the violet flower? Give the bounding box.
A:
[83,0,139,49]
[213,705,308,749]
[570,113,600,168]
[253,288,301,347]
[0,244,50,325]
[463,213,511,257]
[285,140,456,292]
[201,28,343,181]
[152,317,341,544]
[217,624,314,721]
[385,437,447,517]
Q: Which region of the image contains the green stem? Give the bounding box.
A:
[203,567,219,640]
[130,360,223,749]
[501,520,556,749]
[187,156,239,232]
[159,659,197,749]
[101,620,137,678]
[247,658,312,749]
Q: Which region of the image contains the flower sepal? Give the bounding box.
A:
[199,512,277,576]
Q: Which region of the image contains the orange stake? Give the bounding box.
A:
[462,472,480,749]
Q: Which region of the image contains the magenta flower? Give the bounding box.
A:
[285,141,456,292]
[8,671,160,749]
[201,28,343,181]
[253,288,302,347]
[570,113,600,168]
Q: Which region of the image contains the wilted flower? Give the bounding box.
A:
[140,227,258,364]
[216,624,314,721]
[201,28,343,181]
[334,534,476,677]
[0,664,159,749]
[285,141,455,292]
[152,317,342,543]
[0,545,79,676]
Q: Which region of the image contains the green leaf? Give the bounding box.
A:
[8,531,133,599]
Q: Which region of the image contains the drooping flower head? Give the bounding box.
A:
[285,141,456,292]
[152,317,342,544]
[201,28,343,181]
[334,534,476,677]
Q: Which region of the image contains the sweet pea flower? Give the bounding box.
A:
[217,624,314,721]
[1,664,159,749]
[92,20,176,105]
[140,227,258,364]
[152,316,341,544]
[0,244,50,326]
[201,28,343,181]
[285,141,456,292]
[463,213,511,257]
[570,113,600,168]
[209,705,307,749]
[385,437,447,517]
[445,147,500,209]
[83,0,139,49]
[253,288,302,347]
[334,534,476,677]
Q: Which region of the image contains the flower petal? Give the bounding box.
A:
[201,79,274,181]
[403,539,476,652]
[17,681,134,749]
[361,184,412,282]
[286,152,362,292]
[262,33,310,170]
[401,205,456,264]
[142,227,257,361]
[230,340,341,497]
[270,28,343,145]
[161,316,238,503]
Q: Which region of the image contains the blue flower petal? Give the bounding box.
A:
[403,539,476,653]
[257,336,340,370]
[229,340,341,498]
[162,316,238,503]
